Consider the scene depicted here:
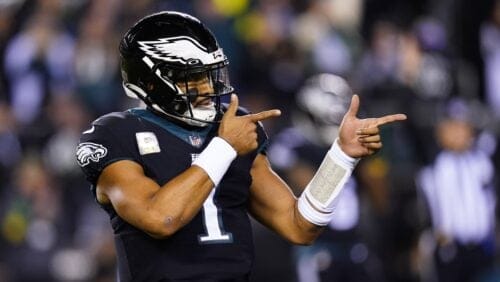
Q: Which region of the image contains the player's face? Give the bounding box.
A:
[176,72,215,107]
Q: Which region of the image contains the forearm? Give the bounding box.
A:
[249,140,359,244]
[101,164,214,238]
[149,167,215,233]
[284,139,359,244]
[102,137,237,238]
[297,138,359,226]
[248,155,322,245]
[251,195,323,245]
[291,203,324,244]
[147,137,237,236]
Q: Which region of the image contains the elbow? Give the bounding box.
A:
[286,234,317,246]
[299,237,317,246]
[287,207,321,245]
[144,214,184,239]
[297,238,317,246]
[146,227,175,239]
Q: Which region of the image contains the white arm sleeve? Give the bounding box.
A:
[298,138,359,226]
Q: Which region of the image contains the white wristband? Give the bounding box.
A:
[192,137,237,186]
[298,194,333,226]
[298,138,359,225]
[328,138,359,169]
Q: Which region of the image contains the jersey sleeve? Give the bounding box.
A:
[76,119,141,186]
[256,120,269,155]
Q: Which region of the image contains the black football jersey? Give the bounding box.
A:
[77,107,268,281]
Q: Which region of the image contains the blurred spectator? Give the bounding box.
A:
[0,1,23,102]
[42,95,93,237]
[234,0,304,98]
[74,0,122,116]
[416,98,497,282]
[43,95,116,282]
[399,18,451,100]
[480,0,500,118]
[0,155,62,281]
[355,21,400,92]
[0,101,21,188]
[291,1,349,75]
[3,0,75,149]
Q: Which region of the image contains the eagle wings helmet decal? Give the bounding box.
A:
[138,36,225,65]
[76,142,108,167]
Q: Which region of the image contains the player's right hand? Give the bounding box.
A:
[338,94,407,158]
[219,94,281,155]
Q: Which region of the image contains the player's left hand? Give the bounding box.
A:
[338,95,407,158]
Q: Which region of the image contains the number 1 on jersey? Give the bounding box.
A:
[198,189,233,244]
[192,153,233,244]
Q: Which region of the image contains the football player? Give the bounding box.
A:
[76,11,407,281]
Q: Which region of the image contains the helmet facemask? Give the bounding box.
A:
[151,58,233,127]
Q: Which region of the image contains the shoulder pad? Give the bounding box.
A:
[92,111,134,127]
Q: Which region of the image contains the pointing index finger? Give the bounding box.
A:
[374,113,407,126]
[248,109,282,122]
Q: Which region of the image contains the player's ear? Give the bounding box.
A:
[147,82,155,91]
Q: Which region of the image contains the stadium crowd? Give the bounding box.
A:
[0,0,499,281]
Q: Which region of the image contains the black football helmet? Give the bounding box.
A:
[292,74,353,146]
[119,11,234,127]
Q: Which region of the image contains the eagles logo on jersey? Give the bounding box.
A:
[76,142,108,167]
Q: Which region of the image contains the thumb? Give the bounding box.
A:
[225,94,239,117]
[345,94,360,118]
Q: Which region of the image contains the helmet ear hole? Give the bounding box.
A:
[174,103,186,112]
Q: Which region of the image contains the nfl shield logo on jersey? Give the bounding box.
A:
[189,135,203,148]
